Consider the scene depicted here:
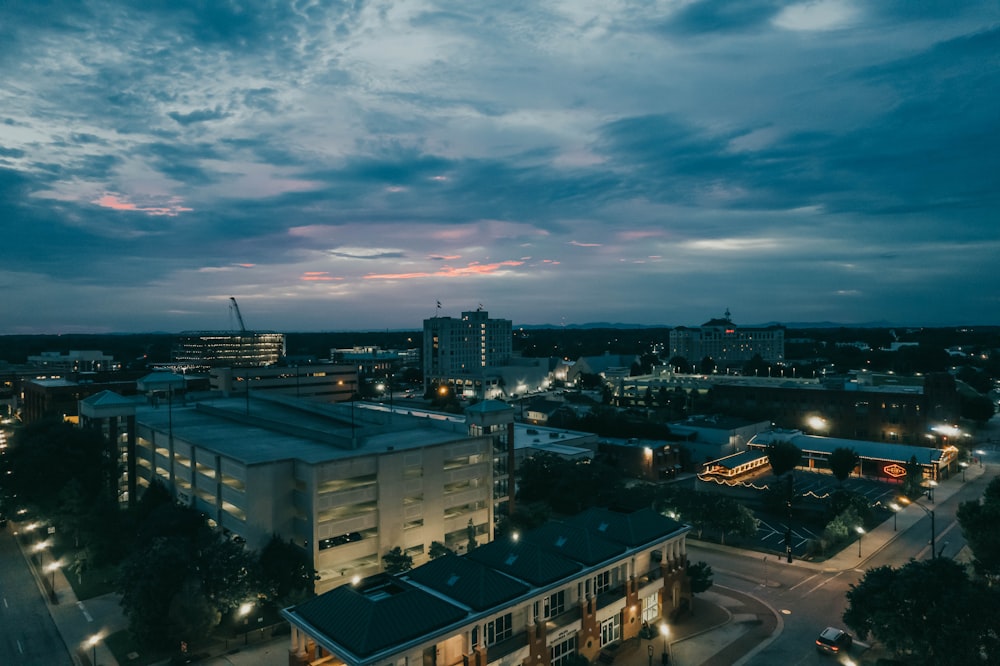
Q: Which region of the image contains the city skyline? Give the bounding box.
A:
[2,2,998,334]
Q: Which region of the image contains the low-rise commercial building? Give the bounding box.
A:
[282,507,691,666]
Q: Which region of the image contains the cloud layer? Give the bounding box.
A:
[1,0,998,333]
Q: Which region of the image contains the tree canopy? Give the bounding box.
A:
[843,558,1000,665]
[957,476,1000,582]
[828,447,859,484]
[765,440,802,477]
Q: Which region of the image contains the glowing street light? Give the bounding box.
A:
[46,560,62,589]
[86,633,102,666]
[659,623,671,664]
[889,502,900,531]
[855,526,865,558]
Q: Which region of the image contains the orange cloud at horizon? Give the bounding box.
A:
[364,260,524,280]
[301,272,342,281]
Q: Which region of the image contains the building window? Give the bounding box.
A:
[594,571,611,595]
[544,590,565,618]
[642,593,659,623]
[485,613,512,645]
[550,636,576,666]
[600,614,621,646]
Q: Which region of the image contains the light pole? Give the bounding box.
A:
[46,560,61,589]
[889,502,900,531]
[855,526,864,558]
[87,634,101,666]
[959,461,968,481]
[899,496,936,559]
[659,623,671,664]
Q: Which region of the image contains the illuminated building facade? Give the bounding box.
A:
[172,331,286,369]
[125,393,497,594]
[423,309,512,398]
[669,310,784,365]
[282,507,691,666]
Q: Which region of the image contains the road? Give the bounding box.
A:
[0,525,74,665]
[690,459,998,665]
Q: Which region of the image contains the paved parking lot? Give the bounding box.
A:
[695,469,901,559]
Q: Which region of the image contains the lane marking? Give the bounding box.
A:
[17,639,24,653]
[77,600,93,622]
[788,572,820,591]
[805,570,844,596]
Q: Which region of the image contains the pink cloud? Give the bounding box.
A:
[301,272,342,281]
[365,260,525,280]
[92,193,192,216]
[569,240,601,247]
[617,230,665,241]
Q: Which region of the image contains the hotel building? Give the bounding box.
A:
[424,309,512,399]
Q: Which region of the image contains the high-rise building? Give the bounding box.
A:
[423,309,512,398]
[669,310,784,366]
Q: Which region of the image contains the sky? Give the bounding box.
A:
[1,1,999,334]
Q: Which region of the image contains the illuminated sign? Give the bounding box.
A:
[883,463,906,478]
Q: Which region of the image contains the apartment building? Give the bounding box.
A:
[108,392,501,593]
[282,506,691,666]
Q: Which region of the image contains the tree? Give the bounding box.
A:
[428,541,453,559]
[766,440,803,478]
[900,455,924,498]
[382,547,413,574]
[260,536,315,606]
[961,393,996,423]
[5,420,117,518]
[466,519,479,551]
[828,447,859,485]
[843,558,1000,665]
[958,476,1000,582]
[686,560,713,594]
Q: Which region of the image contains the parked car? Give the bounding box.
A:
[816,627,852,655]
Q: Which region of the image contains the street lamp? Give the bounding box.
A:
[238,601,254,644]
[86,633,101,666]
[46,560,61,589]
[899,496,936,560]
[659,623,671,664]
[855,526,864,558]
[889,502,900,531]
[959,461,968,481]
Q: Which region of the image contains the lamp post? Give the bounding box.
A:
[46,560,61,589]
[87,634,101,666]
[659,623,671,664]
[889,502,900,531]
[899,496,936,559]
[959,461,968,481]
[238,601,253,645]
[855,526,864,558]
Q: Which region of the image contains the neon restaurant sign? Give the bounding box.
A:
[883,463,907,478]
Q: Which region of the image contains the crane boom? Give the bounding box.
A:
[229,297,247,333]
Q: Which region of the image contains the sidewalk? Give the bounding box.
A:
[14,524,124,666]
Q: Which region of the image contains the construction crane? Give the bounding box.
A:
[229,297,247,333]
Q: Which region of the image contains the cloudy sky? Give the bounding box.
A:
[1,1,998,334]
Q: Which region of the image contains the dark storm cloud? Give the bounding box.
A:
[168,107,230,125]
[659,0,783,36]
